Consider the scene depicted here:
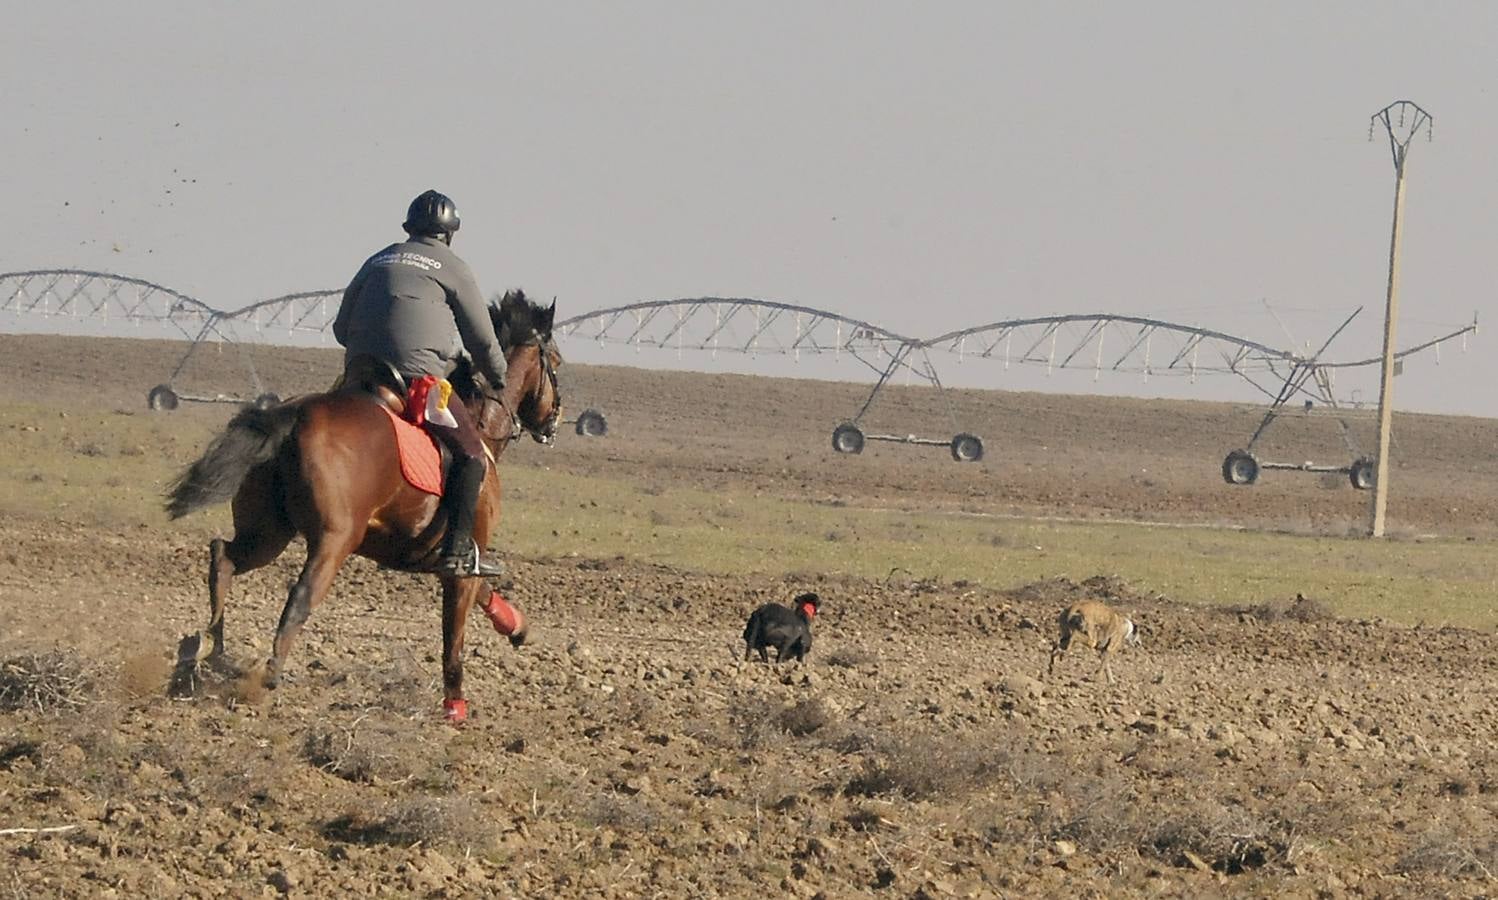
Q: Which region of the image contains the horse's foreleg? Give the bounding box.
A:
[440,577,485,725]
[264,536,353,689]
[479,589,528,647]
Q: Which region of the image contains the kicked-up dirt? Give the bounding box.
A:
[1,333,1496,897]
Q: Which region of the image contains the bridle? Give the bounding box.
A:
[480,337,561,448]
[530,338,562,443]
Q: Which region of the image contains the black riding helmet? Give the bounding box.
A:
[403,189,461,240]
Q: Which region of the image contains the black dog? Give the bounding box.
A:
[742,592,820,663]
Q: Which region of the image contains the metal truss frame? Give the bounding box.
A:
[2,272,1479,474]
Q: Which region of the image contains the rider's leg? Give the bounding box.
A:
[431,400,502,578]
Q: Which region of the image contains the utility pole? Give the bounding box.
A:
[1368,100,1434,538]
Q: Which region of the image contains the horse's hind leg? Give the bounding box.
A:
[206,523,293,664]
[182,469,293,672]
[263,534,354,689]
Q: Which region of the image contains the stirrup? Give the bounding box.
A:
[432,541,505,578]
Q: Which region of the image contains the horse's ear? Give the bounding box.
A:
[541,298,556,336]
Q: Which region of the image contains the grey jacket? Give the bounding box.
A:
[333,235,508,387]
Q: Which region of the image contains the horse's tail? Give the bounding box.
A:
[166,403,301,519]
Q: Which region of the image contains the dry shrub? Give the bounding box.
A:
[846,730,1004,800]
[818,722,877,755]
[1228,593,1334,624]
[325,795,491,850]
[1021,784,1309,875]
[824,647,875,669]
[581,793,667,832]
[1280,593,1334,622]
[1143,803,1290,874]
[302,719,422,784]
[847,727,1065,801]
[724,693,837,750]
[0,650,95,713]
[1001,773,1137,848]
[731,709,780,751]
[725,690,781,750]
[777,699,832,737]
[1397,823,1497,880]
[201,755,296,817]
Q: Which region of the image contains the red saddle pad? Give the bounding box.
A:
[379,406,443,496]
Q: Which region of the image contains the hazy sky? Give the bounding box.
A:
[4,1,1496,415]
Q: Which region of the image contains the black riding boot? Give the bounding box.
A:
[433,458,504,578]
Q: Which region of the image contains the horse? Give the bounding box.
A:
[165,290,562,724]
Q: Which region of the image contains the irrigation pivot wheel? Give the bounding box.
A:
[831,422,865,455]
[1222,449,1260,486]
[147,384,180,412]
[950,433,984,463]
[574,408,609,437]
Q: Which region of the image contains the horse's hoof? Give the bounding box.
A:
[205,652,240,677]
[175,632,214,667]
[508,625,529,649]
[262,664,280,690]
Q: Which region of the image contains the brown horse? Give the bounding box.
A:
[166,291,562,723]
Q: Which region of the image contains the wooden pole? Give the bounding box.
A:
[1369,150,1406,537]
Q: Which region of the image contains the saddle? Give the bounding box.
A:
[339,354,409,415]
[339,355,449,495]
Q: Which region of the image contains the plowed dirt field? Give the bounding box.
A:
[1,333,1494,898]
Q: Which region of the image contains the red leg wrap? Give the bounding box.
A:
[482,591,525,636]
[443,698,467,725]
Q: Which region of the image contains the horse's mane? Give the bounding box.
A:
[449,289,559,400]
[491,289,553,351]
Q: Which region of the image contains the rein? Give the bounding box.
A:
[476,338,559,451]
[479,389,527,452]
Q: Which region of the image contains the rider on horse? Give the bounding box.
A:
[333,189,508,578]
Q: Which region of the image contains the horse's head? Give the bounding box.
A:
[489,289,563,444]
